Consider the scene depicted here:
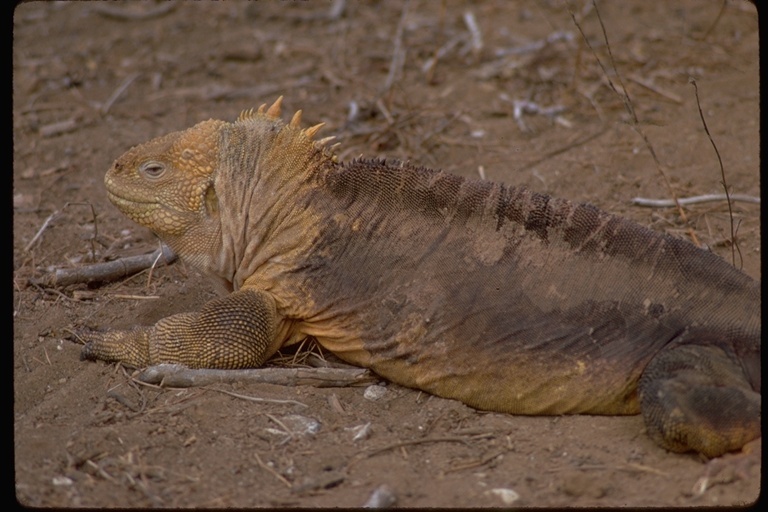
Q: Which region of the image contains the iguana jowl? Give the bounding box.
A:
[82,97,760,458]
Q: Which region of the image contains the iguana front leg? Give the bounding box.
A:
[81,288,279,369]
[638,343,760,458]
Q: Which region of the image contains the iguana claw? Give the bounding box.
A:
[79,327,152,367]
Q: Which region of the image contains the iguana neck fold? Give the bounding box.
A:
[213,115,334,291]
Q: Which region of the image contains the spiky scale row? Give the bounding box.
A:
[238,97,326,142]
[301,122,322,139]
[290,109,303,127]
[236,108,250,122]
[266,96,283,117]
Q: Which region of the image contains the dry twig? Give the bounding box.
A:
[25,202,98,260]
[690,77,740,268]
[632,193,759,208]
[627,74,682,104]
[444,449,507,473]
[381,0,411,97]
[570,1,700,246]
[24,210,62,252]
[203,387,308,408]
[514,127,608,174]
[254,452,292,488]
[137,363,376,388]
[349,436,472,468]
[39,118,78,138]
[462,10,483,56]
[31,245,176,288]
[101,73,140,115]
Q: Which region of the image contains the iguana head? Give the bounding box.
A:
[104,97,331,243]
[104,118,227,239]
[104,97,336,283]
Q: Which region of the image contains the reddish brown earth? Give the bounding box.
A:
[13,1,759,507]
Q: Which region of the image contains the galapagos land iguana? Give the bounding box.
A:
[81,97,760,458]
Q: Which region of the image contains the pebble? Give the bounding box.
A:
[363,484,397,508]
[363,385,387,401]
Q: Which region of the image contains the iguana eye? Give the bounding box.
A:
[140,161,166,179]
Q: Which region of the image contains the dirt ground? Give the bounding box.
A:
[13,0,760,508]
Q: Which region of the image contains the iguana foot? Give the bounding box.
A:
[639,343,760,458]
[79,288,280,370]
[80,327,152,367]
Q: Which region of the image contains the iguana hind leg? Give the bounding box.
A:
[638,343,760,458]
[81,288,278,369]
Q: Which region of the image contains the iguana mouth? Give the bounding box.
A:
[107,190,157,207]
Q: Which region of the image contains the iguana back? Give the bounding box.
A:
[289,157,760,416]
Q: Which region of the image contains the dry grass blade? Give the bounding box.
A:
[515,127,608,173]
[25,202,98,259]
[348,436,472,469]
[444,449,507,473]
[254,452,292,488]
[570,1,700,246]
[690,78,741,268]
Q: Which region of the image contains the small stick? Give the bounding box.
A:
[137,364,376,388]
[265,413,296,436]
[627,74,682,104]
[101,73,140,115]
[444,449,506,473]
[546,462,668,476]
[349,436,471,469]
[462,10,483,56]
[691,77,740,268]
[106,389,140,412]
[422,35,463,77]
[25,202,99,260]
[381,0,411,97]
[698,0,728,41]
[86,460,117,483]
[514,127,608,173]
[254,452,292,488]
[39,118,78,138]
[375,99,394,125]
[422,2,450,83]
[570,1,700,246]
[67,202,99,262]
[327,0,346,20]
[108,294,161,300]
[495,31,574,57]
[31,245,176,288]
[24,210,62,251]
[146,243,171,288]
[203,388,307,409]
[632,193,759,208]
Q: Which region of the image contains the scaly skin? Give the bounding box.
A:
[82,97,760,458]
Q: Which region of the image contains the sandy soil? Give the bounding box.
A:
[13,0,760,507]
